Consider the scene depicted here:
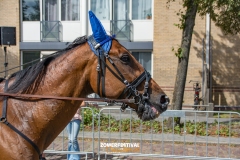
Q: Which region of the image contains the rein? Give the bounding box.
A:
[0,82,135,159]
[0,87,135,160]
[0,92,135,103]
[0,88,135,159]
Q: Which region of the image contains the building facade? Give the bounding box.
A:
[154,0,240,106]
[0,0,20,78]
[0,0,240,106]
[20,0,153,75]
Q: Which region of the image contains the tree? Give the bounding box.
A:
[167,0,240,125]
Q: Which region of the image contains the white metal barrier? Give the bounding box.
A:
[44,107,96,159]
[44,106,240,160]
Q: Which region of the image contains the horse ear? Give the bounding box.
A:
[89,11,108,43]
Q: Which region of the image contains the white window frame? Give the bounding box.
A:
[40,0,81,22]
[41,51,56,59]
[131,51,152,75]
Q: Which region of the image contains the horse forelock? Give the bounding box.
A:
[6,36,88,94]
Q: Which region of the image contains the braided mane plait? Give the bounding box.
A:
[6,36,88,94]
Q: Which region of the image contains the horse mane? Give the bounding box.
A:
[6,36,88,94]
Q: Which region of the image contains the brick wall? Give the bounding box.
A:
[0,0,239,106]
[210,23,240,106]
[154,0,240,106]
[0,0,20,78]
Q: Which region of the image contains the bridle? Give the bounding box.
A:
[87,35,152,112]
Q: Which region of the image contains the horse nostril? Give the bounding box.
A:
[160,94,169,104]
[160,95,166,104]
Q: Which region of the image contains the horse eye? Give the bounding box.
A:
[120,55,130,63]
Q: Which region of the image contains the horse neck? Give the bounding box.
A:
[31,44,95,149]
[38,43,94,98]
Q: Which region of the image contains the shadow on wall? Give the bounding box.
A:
[0,47,19,78]
[193,30,240,106]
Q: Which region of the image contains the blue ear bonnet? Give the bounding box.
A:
[88,11,113,56]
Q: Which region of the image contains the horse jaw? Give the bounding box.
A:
[135,101,168,121]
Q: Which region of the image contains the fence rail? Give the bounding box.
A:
[44,106,240,160]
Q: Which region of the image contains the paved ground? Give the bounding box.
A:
[44,107,240,160]
[44,132,240,160]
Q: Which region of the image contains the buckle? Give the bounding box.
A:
[96,64,100,71]
[0,117,6,123]
[94,43,101,49]
[142,93,149,101]
[120,103,128,112]
[134,95,141,104]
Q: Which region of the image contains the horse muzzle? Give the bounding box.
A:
[135,94,169,121]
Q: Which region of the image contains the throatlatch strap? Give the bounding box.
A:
[97,51,101,95]
[0,79,42,159]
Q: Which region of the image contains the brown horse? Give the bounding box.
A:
[0,11,169,159]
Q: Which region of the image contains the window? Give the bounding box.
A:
[61,0,80,21]
[43,0,59,21]
[91,0,110,20]
[22,0,40,21]
[113,0,129,20]
[132,52,152,74]
[132,0,152,20]
[22,51,40,69]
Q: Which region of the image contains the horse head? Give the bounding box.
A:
[87,11,169,121]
